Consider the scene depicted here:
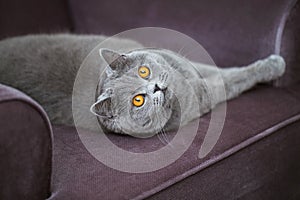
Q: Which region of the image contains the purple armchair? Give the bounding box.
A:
[0,0,300,199]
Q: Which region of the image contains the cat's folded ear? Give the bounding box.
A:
[90,88,114,118]
[99,48,128,76]
[100,49,123,67]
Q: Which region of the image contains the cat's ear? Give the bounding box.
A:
[90,88,114,118]
[99,48,127,75]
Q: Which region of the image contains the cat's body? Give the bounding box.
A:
[0,34,285,136]
[0,34,142,127]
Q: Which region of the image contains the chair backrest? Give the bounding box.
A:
[1,0,298,86]
[68,0,300,86]
[0,0,72,40]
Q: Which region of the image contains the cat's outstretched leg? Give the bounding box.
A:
[207,55,285,106]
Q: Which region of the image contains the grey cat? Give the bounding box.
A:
[0,34,285,137]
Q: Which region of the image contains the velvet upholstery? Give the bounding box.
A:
[278,1,300,86]
[48,85,300,200]
[0,0,72,40]
[147,121,300,200]
[0,84,53,200]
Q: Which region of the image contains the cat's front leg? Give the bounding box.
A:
[212,54,285,103]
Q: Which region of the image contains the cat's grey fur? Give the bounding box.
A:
[0,34,285,137]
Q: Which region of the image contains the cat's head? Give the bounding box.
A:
[90,48,175,137]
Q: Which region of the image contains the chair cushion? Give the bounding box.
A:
[48,84,300,199]
[147,121,300,200]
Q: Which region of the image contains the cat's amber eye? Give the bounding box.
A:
[138,66,150,78]
[132,94,145,107]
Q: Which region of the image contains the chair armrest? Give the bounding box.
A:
[0,84,52,200]
[277,0,300,86]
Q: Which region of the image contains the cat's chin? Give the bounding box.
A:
[121,112,172,138]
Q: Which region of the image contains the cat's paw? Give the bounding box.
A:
[257,54,286,82]
[266,54,286,79]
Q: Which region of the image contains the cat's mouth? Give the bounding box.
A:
[162,88,167,96]
[152,84,173,109]
[160,88,167,98]
[162,88,172,108]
